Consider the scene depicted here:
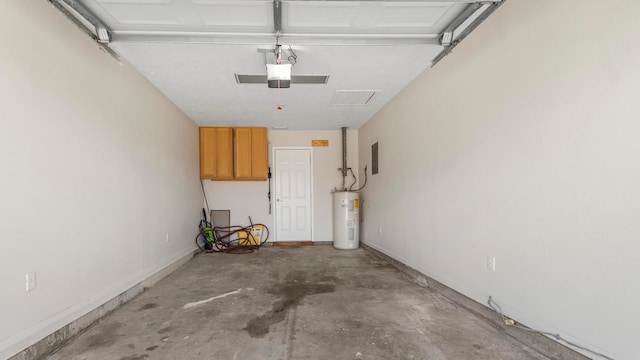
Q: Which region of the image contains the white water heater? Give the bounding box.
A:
[333,191,359,250]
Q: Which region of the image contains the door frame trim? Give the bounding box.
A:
[272,147,314,243]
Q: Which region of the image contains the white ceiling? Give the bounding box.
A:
[67,0,498,130]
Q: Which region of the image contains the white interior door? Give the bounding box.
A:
[274,148,312,242]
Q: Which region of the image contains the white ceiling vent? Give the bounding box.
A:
[331,90,380,106]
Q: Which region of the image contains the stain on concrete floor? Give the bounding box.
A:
[49,247,555,360]
[85,321,122,349]
[138,303,159,311]
[245,271,336,338]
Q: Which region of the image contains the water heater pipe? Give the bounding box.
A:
[341,127,347,190]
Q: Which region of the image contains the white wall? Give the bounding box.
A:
[358,1,640,359]
[0,1,202,358]
[203,130,359,242]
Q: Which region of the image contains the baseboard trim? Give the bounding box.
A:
[272,241,314,246]
[261,241,332,247]
[359,242,588,360]
[8,249,199,360]
[313,241,333,246]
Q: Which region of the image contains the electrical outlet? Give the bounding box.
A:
[378,225,382,235]
[26,272,36,291]
[166,233,171,242]
[487,256,496,272]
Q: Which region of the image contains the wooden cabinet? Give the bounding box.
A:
[200,127,233,180]
[200,126,267,181]
[234,127,268,180]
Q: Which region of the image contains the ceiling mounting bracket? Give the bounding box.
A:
[439,3,483,47]
[48,0,120,61]
[273,0,282,34]
[432,0,506,66]
[58,0,111,43]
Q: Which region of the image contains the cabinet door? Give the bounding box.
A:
[214,127,234,180]
[200,128,217,179]
[234,127,268,180]
[234,128,252,179]
[200,127,233,180]
[250,127,268,180]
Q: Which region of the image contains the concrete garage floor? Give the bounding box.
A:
[49,246,564,360]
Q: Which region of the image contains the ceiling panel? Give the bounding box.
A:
[110,41,441,129]
[194,1,270,27]
[374,3,454,28]
[97,0,181,25]
[285,2,362,29]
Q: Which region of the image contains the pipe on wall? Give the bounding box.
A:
[342,127,347,190]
